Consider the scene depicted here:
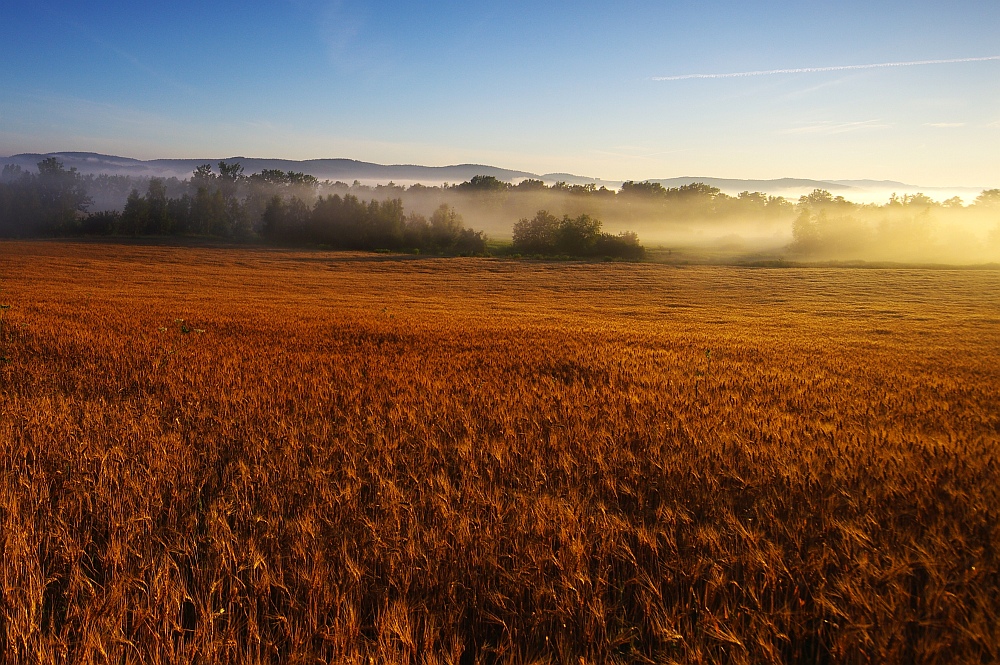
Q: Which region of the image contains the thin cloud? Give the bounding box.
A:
[653,55,1000,81]
[924,122,965,128]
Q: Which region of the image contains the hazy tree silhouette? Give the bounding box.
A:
[513,210,644,258]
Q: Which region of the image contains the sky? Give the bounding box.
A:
[1,0,999,186]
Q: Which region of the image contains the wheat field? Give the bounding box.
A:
[0,240,998,664]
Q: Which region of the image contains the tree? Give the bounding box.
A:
[902,193,937,208]
[311,193,368,247]
[764,195,792,217]
[287,171,319,188]
[262,195,310,240]
[736,191,768,213]
[512,210,560,254]
[619,181,667,199]
[192,164,215,186]
[791,205,870,256]
[79,210,120,236]
[250,169,319,189]
[366,198,406,248]
[1,165,23,183]
[190,185,226,236]
[121,188,147,236]
[145,177,170,234]
[974,189,1000,208]
[515,179,546,191]
[670,182,721,199]
[166,195,192,234]
[595,231,645,259]
[253,169,289,185]
[218,161,245,182]
[403,213,431,249]
[513,210,642,258]
[375,181,405,196]
[430,204,464,249]
[456,175,509,192]
[799,189,834,207]
[35,158,91,233]
[798,189,852,214]
[791,207,821,251]
[453,227,486,255]
[557,213,602,255]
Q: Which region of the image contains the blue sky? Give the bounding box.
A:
[2,0,998,185]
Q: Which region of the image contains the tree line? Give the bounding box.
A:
[0,165,793,234]
[0,159,491,255]
[260,194,487,254]
[0,159,656,258]
[10,157,994,261]
[448,175,795,222]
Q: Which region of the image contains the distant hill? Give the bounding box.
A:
[0,152,537,185]
[537,172,619,188]
[1,152,989,203]
[0,153,850,192]
[648,176,856,193]
[827,179,912,189]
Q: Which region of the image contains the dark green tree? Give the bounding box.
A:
[619,181,668,199]
[262,195,310,241]
[512,210,560,254]
[35,158,91,233]
[457,175,509,192]
[403,213,431,249]
[192,164,215,186]
[515,179,546,191]
[669,182,721,200]
[121,188,147,236]
[430,204,464,250]
[557,213,602,255]
[145,178,170,234]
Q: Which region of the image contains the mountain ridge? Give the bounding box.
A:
[2,151,990,198]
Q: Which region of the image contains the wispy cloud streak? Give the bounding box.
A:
[653,55,1000,81]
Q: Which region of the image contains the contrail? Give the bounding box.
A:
[652,55,1000,81]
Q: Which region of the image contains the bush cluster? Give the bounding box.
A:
[512,210,645,259]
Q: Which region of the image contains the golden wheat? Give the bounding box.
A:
[0,240,997,664]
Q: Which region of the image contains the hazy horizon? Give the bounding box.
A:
[1,150,995,204]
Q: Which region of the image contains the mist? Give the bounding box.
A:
[782,191,1000,265]
[370,181,1000,265]
[2,158,998,265]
